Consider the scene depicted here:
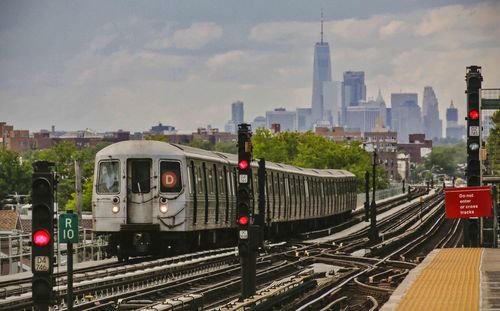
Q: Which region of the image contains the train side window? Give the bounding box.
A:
[159,161,183,193]
[97,160,120,194]
[196,165,204,195]
[218,166,225,195]
[187,162,193,194]
[190,161,198,225]
[271,172,276,218]
[277,173,282,218]
[207,165,214,195]
[130,160,151,193]
[284,176,290,198]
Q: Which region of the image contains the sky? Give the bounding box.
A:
[0,0,499,133]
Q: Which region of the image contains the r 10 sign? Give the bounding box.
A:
[59,213,79,243]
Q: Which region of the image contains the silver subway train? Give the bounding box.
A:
[92,140,357,260]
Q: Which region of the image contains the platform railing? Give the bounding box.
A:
[0,228,109,276]
[356,182,405,208]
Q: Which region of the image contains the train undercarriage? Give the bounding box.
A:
[105,211,352,261]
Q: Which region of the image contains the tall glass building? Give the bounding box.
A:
[311,20,332,126]
[422,86,443,140]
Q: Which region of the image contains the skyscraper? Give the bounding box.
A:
[231,101,244,124]
[391,93,422,143]
[266,108,297,132]
[422,86,443,140]
[341,71,366,126]
[311,15,332,126]
[446,100,465,140]
[323,81,341,127]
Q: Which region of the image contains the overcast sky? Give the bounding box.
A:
[1,0,499,133]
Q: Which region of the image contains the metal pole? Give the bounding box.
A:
[74,160,82,221]
[493,186,498,248]
[67,211,74,311]
[369,151,379,243]
[364,171,370,222]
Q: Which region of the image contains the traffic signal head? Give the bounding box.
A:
[31,164,55,305]
[239,160,249,170]
[32,278,52,304]
[238,215,249,226]
[468,109,479,120]
[33,230,50,246]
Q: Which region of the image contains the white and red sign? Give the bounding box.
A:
[444,186,493,218]
[161,171,178,188]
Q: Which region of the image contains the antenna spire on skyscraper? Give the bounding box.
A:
[321,9,324,44]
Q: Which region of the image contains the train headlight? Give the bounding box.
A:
[159,197,168,214]
[112,196,120,214]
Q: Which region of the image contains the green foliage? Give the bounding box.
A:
[187,139,214,150]
[29,141,110,211]
[145,134,169,142]
[423,142,467,177]
[487,110,500,175]
[252,129,389,191]
[65,180,94,212]
[0,147,31,201]
[214,141,237,154]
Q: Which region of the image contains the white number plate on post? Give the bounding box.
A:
[469,126,480,136]
[239,230,248,239]
[34,256,49,272]
[239,174,248,183]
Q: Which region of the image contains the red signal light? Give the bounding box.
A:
[238,216,249,225]
[469,109,479,120]
[239,160,249,170]
[33,230,50,246]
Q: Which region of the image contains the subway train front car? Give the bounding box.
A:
[93,140,358,261]
[92,141,191,261]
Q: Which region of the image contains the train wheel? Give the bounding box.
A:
[116,245,129,262]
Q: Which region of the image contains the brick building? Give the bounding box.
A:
[315,126,362,142]
[397,133,433,164]
[364,131,399,180]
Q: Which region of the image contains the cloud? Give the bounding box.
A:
[149,22,223,50]
[1,2,499,133]
[378,20,407,39]
[206,50,247,68]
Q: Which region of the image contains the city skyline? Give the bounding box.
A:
[0,1,499,133]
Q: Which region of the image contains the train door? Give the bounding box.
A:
[127,159,153,223]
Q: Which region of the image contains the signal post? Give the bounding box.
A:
[237,123,256,299]
[464,66,483,247]
[31,161,55,311]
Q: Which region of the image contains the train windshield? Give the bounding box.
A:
[97,161,120,194]
[131,160,151,193]
[160,161,182,193]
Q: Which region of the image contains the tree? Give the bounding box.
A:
[252,129,389,191]
[187,139,214,150]
[423,142,467,178]
[214,141,237,154]
[29,141,111,211]
[145,134,169,142]
[486,110,500,175]
[65,180,93,212]
[0,147,31,201]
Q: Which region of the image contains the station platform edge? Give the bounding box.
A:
[381,248,500,311]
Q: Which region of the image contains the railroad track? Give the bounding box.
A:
[0,247,238,310]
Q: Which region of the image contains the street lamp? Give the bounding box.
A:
[369,149,380,243]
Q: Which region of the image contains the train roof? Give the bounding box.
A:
[96,140,355,179]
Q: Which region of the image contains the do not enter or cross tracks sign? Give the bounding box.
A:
[444,186,493,218]
[59,213,79,243]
